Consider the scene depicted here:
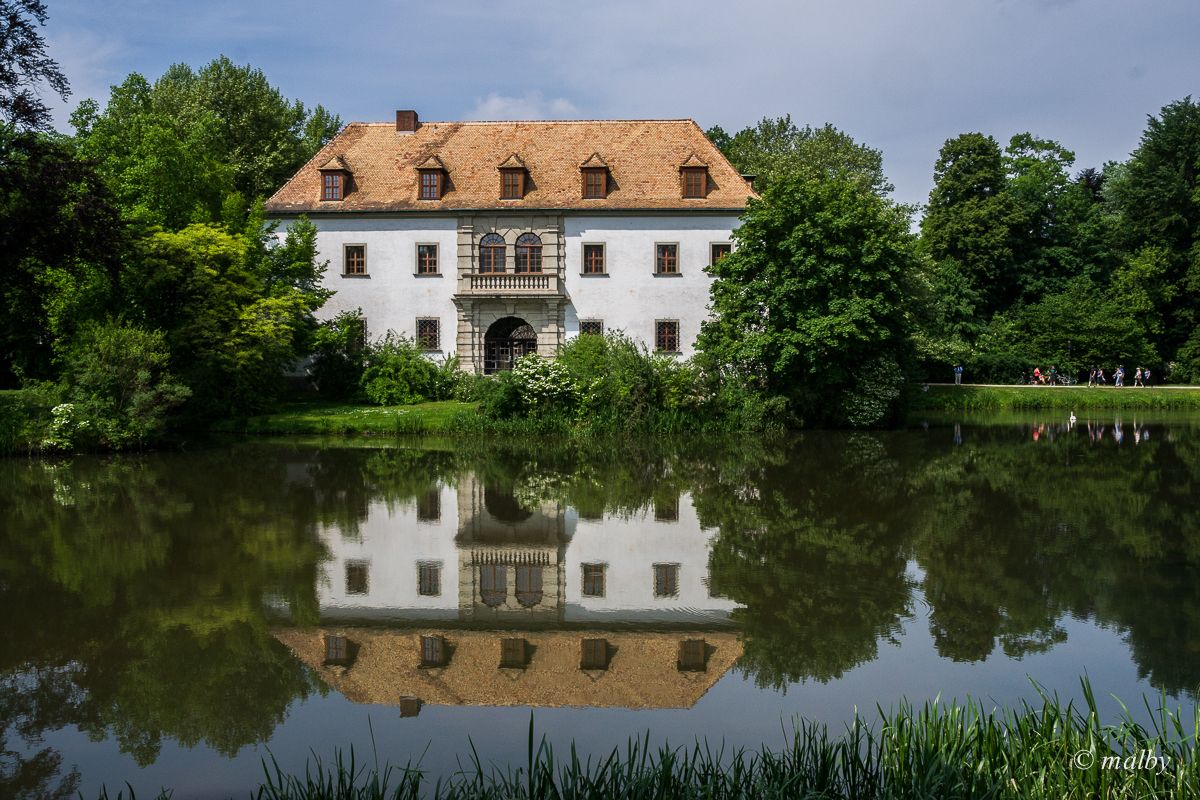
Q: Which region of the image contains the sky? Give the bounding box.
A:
[40,0,1200,210]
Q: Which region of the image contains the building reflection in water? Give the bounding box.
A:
[274,474,743,712]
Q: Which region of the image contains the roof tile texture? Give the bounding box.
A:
[265,119,755,213]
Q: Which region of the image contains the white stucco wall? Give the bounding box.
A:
[287,212,739,361]
[306,216,459,358]
[563,492,739,624]
[563,215,740,358]
[319,483,461,620]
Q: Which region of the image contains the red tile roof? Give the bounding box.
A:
[265,119,755,214]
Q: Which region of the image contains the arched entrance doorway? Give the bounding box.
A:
[484,317,537,374]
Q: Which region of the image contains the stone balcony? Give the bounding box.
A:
[457,272,563,297]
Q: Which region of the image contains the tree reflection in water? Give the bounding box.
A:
[1,420,1199,790]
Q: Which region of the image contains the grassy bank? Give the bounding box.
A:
[911,383,1200,413]
[213,400,483,436]
[94,682,1198,799]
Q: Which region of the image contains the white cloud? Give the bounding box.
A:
[466,91,581,121]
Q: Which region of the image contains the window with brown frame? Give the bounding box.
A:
[582,243,605,274]
[420,635,446,667]
[515,233,543,273]
[418,563,441,596]
[710,242,732,265]
[344,244,366,276]
[500,638,528,669]
[682,167,707,198]
[580,638,609,670]
[516,566,543,608]
[416,244,439,274]
[417,487,440,521]
[655,320,680,353]
[479,233,506,273]
[322,172,343,201]
[655,243,678,274]
[416,318,439,351]
[654,495,679,522]
[480,565,507,607]
[501,169,525,199]
[582,563,606,597]
[678,639,707,672]
[654,564,680,598]
[583,168,607,199]
[419,170,442,200]
[580,319,604,337]
[324,634,350,665]
[345,561,369,595]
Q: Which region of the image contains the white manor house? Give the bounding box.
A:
[265,110,756,373]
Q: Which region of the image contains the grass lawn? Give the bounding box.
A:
[215,400,480,435]
[912,383,1200,412]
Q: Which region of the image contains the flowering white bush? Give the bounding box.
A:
[41,403,90,451]
[511,354,577,412]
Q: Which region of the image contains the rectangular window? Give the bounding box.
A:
[583,169,607,199]
[344,244,366,276]
[582,243,606,274]
[417,487,440,521]
[678,639,707,672]
[710,243,732,265]
[420,635,445,667]
[345,561,369,595]
[419,170,441,200]
[416,244,439,274]
[580,319,604,337]
[655,320,680,353]
[580,638,609,670]
[324,634,349,664]
[501,170,524,199]
[416,318,439,351]
[655,243,679,274]
[322,172,343,201]
[682,168,707,198]
[500,637,528,669]
[654,563,679,598]
[582,563,606,597]
[418,563,441,596]
[654,495,679,522]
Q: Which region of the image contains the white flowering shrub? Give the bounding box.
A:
[511,354,577,413]
[41,403,89,451]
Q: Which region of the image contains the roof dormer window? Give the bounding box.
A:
[318,154,351,201]
[416,155,446,200]
[680,153,709,199]
[498,154,527,200]
[580,153,609,199]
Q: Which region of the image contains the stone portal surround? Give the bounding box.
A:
[453,213,566,373]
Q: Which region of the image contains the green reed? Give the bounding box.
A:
[92,678,1200,799]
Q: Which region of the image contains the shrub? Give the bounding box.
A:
[360,333,456,406]
[510,353,577,414]
[310,310,368,399]
[56,321,191,449]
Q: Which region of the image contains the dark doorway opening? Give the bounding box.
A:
[484,316,537,374]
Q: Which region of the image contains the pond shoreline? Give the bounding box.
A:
[911,384,1200,413]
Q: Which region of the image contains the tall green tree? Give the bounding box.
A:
[920,133,1018,318]
[698,172,916,427]
[0,0,68,130]
[707,115,892,196]
[1107,97,1200,376]
[71,56,341,229]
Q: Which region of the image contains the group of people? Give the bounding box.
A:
[1086,365,1151,387]
[1029,366,1065,385]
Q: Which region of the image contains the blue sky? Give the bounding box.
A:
[41,0,1200,209]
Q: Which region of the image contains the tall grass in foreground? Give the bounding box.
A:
[94,680,1199,799]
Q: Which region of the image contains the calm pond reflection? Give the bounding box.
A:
[2,415,1199,797]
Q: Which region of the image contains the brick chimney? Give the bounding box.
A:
[396,109,419,133]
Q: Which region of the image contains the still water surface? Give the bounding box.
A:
[2,414,1199,798]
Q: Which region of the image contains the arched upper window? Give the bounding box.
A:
[479,233,505,273]
[515,232,542,274]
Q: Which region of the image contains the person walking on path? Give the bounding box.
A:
[1097,368,1107,385]
[1116,366,1125,387]
[1145,367,1152,386]
[1088,367,1097,387]
[1134,367,1145,387]
[953,364,963,385]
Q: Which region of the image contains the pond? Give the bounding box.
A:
[3,413,1199,798]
